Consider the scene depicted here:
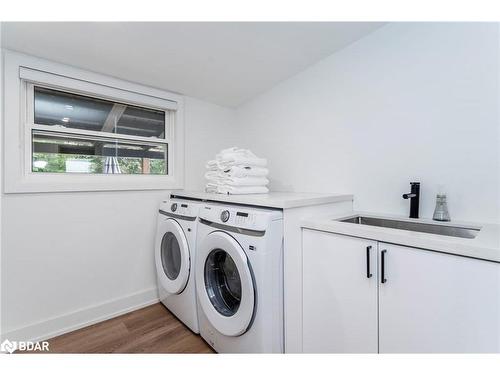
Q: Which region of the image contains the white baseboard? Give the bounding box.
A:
[1,287,159,342]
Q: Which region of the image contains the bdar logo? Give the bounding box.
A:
[0,339,49,353]
[1,339,17,354]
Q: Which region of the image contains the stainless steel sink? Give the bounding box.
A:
[339,216,480,239]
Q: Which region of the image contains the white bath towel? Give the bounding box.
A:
[206,160,218,170]
[205,168,269,186]
[216,185,269,195]
[221,165,269,178]
[217,153,267,168]
[205,175,269,187]
[205,148,269,195]
[204,170,220,180]
[205,183,219,193]
[206,157,267,170]
[205,166,269,180]
[215,147,257,160]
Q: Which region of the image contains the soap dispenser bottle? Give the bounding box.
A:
[433,187,450,222]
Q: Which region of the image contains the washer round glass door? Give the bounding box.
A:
[196,231,255,337]
[205,249,242,317]
[155,218,190,294]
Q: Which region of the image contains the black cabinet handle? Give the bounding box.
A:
[366,246,372,278]
[381,249,387,283]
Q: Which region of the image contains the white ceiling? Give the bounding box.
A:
[1,22,385,107]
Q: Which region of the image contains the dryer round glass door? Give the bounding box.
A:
[196,231,255,337]
[155,218,190,294]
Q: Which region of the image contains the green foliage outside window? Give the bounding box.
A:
[33,153,166,175]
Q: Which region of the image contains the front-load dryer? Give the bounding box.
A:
[155,198,201,333]
[195,203,284,353]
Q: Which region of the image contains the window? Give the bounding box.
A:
[3,51,185,193]
[30,86,169,175]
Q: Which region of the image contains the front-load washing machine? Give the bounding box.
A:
[195,203,284,352]
[155,198,201,333]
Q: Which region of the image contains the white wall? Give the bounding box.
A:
[235,23,500,224]
[184,97,238,189]
[0,92,235,340]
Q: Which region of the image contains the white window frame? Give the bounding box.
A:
[3,50,185,193]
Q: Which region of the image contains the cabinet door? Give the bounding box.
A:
[379,243,500,353]
[302,230,378,353]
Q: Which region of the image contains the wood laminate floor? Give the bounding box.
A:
[40,303,214,353]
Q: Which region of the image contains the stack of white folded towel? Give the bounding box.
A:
[205,147,269,195]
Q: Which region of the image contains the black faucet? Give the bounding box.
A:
[402,182,420,219]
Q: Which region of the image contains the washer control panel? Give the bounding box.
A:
[198,204,283,231]
[234,211,254,226]
[201,205,271,230]
[221,209,255,227]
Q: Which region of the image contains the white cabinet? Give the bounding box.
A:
[302,230,500,353]
[302,230,378,353]
[378,242,500,353]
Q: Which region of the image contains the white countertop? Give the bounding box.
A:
[169,190,353,209]
[302,211,500,263]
